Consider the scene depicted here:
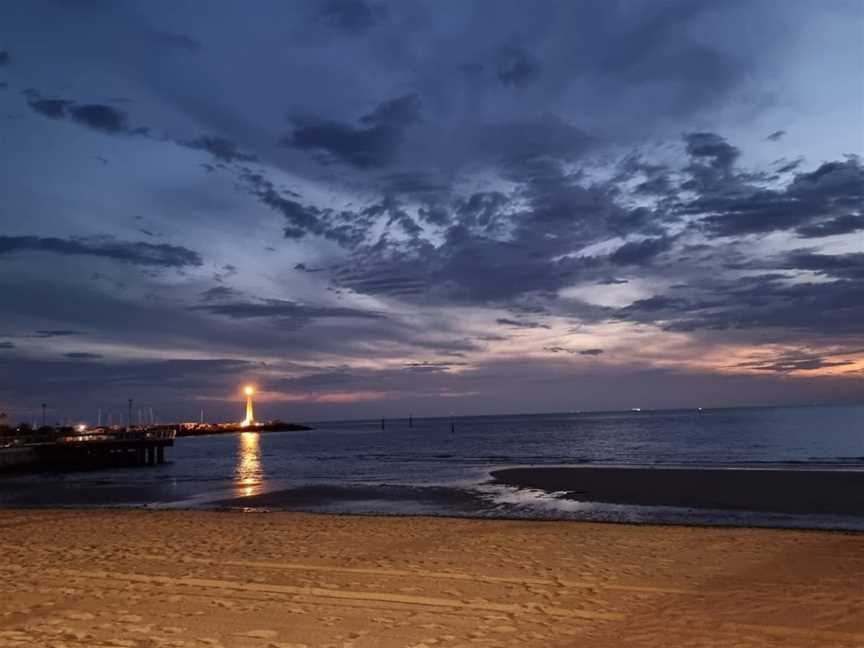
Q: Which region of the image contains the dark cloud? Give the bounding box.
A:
[333,184,610,305]
[69,104,128,133]
[618,272,864,339]
[335,229,601,305]
[579,348,604,356]
[497,318,550,330]
[32,330,81,338]
[180,136,257,163]
[795,214,864,238]
[199,286,240,302]
[776,251,864,281]
[682,131,740,192]
[495,43,541,87]
[766,130,786,141]
[193,298,385,329]
[683,152,863,238]
[453,192,509,232]
[477,115,593,168]
[382,172,450,200]
[294,263,324,273]
[240,170,371,247]
[28,98,73,119]
[0,236,202,267]
[404,361,468,373]
[620,294,689,314]
[0,51,9,66]
[598,2,745,114]
[0,355,260,422]
[775,158,804,174]
[734,349,857,373]
[333,260,430,298]
[286,94,421,168]
[64,352,102,360]
[317,0,388,32]
[609,236,675,266]
[544,346,604,356]
[150,31,201,52]
[27,93,140,135]
[634,175,672,195]
[0,342,14,350]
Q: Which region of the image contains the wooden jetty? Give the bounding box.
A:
[0,427,176,472]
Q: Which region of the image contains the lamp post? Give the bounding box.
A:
[41,403,46,428]
[128,398,133,431]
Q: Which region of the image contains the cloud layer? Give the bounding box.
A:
[0,0,861,421]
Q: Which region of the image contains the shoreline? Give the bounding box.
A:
[4,463,864,530]
[0,508,862,646]
[5,504,864,536]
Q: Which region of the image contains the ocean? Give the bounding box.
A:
[1,405,862,529]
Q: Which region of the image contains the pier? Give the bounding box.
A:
[0,427,176,472]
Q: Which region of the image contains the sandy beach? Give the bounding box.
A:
[0,510,861,647]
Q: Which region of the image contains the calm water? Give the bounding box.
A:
[2,405,863,528]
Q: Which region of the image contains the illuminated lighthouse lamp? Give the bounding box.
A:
[241,385,256,427]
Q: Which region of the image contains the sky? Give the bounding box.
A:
[1,0,863,425]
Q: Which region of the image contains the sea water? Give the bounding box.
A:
[1,405,862,528]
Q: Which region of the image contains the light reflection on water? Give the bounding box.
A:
[234,432,263,497]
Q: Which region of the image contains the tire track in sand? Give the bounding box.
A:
[61,547,692,595]
[43,566,625,622]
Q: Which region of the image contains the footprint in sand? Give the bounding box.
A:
[118,614,143,623]
[234,629,278,639]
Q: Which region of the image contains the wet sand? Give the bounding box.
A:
[491,466,864,515]
[0,509,862,647]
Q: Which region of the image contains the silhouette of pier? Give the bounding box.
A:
[0,427,176,472]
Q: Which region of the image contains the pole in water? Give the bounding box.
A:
[409,414,413,428]
[450,420,455,435]
[381,417,385,430]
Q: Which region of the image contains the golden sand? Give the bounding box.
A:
[0,510,862,647]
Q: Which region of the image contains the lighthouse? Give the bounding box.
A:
[242,385,255,427]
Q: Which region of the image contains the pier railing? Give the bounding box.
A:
[61,428,177,443]
[1,427,177,448]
